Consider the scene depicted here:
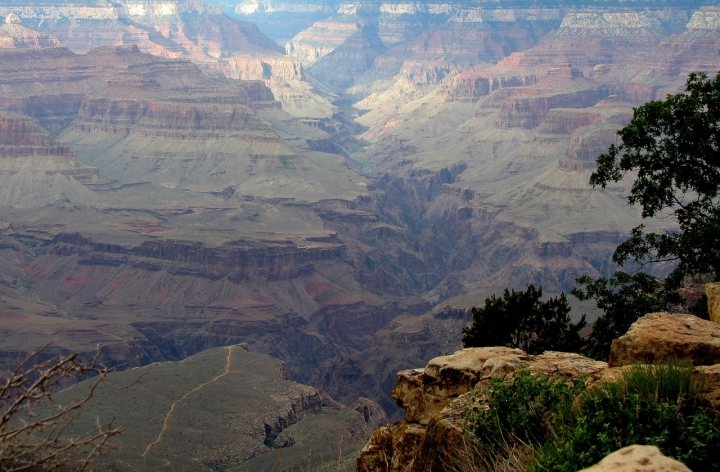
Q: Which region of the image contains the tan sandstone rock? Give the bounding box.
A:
[392,347,527,425]
[696,363,720,414]
[579,445,691,472]
[424,347,527,395]
[707,282,720,324]
[359,347,609,471]
[525,351,608,379]
[357,426,393,472]
[609,313,720,367]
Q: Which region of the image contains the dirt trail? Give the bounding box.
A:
[142,345,235,457]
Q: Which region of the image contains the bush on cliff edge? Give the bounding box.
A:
[462,362,720,472]
[462,285,586,355]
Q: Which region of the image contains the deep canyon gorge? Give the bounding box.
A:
[1,0,719,468]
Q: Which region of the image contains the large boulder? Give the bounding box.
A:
[579,445,691,472]
[609,313,720,367]
[392,347,526,425]
[708,282,720,324]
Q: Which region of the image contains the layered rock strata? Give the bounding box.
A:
[0,13,59,49]
[494,82,615,129]
[0,0,283,59]
[0,111,120,204]
[0,46,357,198]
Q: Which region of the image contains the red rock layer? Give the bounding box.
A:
[210,56,305,82]
[76,99,277,138]
[0,113,73,157]
[438,72,537,103]
[538,95,633,134]
[494,86,614,129]
[0,46,280,130]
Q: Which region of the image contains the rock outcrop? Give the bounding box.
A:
[609,312,720,368]
[579,445,692,472]
[707,282,720,324]
[0,13,59,49]
[357,347,607,471]
[359,310,720,471]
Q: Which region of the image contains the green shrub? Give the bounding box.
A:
[463,362,720,472]
[462,285,586,355]
[533,362,720,472]
[464,369,584,446]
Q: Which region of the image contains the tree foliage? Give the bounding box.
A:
[591,72,720,287]
[462,285,586,355]
[571,272,670,361]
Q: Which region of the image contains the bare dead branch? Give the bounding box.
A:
[0,345,139,471]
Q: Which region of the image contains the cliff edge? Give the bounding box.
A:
[358,309,720,471]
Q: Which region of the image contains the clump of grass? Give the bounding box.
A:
[461,361,720,472]
[533,361,720,472]
[463,368,584,448]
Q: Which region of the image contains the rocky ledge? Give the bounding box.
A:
[357,311,720,472]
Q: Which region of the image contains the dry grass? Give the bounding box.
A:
[445,433,535,472]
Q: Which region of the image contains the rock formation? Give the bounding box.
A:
[0,111,119,205]
[708,282,720,324]
[0,13,59,49]
[311,302,473,418]
[0,0,283,59]
[5,1,720,448]
[358,310,720,471]
[357,347,606,471]
[609,312,720,367]
[579,445,692,472]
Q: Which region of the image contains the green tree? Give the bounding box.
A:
[591,72,720,288]
[462,285,586,355]
[571,272,669,360]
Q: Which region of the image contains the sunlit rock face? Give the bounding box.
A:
[357,347,607,471]
[0,13,60,49]
[0,0,283,59]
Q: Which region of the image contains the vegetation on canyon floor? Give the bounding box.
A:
[462,362,720,472]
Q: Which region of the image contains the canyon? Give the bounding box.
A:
[1,0,720,467]
[50,344,389,470]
